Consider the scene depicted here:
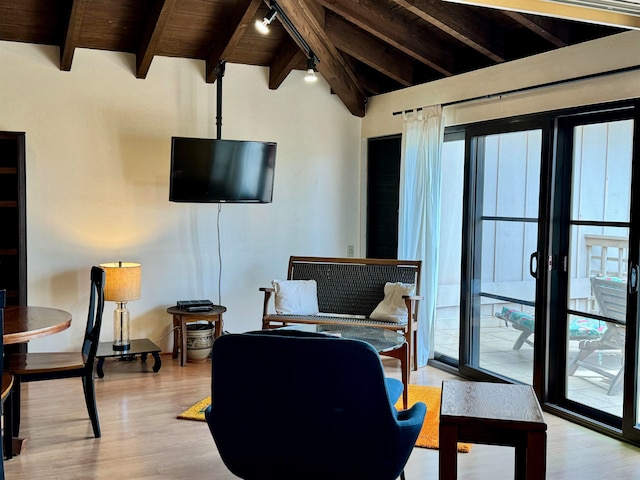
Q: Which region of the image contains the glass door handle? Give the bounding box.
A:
[629,263,638,294]
[529,252,538,279]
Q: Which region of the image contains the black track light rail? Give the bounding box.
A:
[270,1,319,66]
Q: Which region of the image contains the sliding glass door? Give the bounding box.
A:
[561,116,633,420]
[459,120,549,386]
[450,101,640,443]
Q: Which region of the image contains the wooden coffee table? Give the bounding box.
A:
[439,380,547,480]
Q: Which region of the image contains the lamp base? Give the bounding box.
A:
[113,302,131,352]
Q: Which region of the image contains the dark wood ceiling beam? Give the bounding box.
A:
[342,54,382,95]
[60,0,87,71]
[354,72,383,96]
[276,0,367,117]
[317,0,455,76]
[206,0,264,83]
[269,43,303,89]
[326,13,413,87]
[136,0,177,79]
[503,11,568,47]
[304,0,327,25]
[390,0,506,62]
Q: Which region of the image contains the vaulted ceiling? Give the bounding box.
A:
[0,0,626,116]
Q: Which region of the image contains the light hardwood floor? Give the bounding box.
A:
[4,354,640,479]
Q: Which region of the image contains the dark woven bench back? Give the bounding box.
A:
[290,259,419,316]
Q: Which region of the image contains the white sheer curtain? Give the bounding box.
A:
[398,106,444,366]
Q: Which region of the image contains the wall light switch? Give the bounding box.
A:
[347,245,355,257]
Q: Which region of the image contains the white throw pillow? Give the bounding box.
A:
[272,279,320,315]
[369,282,416,323]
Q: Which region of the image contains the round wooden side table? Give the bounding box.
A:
[166,305,227,366]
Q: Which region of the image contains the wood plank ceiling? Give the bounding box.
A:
[0,0,625,117]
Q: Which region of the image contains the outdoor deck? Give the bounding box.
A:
[435,317,623,416]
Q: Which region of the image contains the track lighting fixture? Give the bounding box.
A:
[255,8,277,34]
[304,55,318,83]
[257,2,320,84]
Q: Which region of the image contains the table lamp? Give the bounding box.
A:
[100,262,141,351]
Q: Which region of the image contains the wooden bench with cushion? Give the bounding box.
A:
[260,256,422,370]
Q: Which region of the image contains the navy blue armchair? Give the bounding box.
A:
[206,331,426,480]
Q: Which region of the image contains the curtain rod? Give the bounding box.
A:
[392,63,640,116]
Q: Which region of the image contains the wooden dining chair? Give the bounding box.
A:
[7,266,106,438]
[1,373,13,461]
[1,289,15,467]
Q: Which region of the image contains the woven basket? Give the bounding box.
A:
[186,323,214,363]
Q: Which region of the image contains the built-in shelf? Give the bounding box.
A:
[0,132,26,306]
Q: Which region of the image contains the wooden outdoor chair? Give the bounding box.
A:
[495,306,605,350]
[567,276,627,396]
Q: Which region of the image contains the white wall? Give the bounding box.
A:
[0,42,362,352]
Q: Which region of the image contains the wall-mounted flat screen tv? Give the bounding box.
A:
[169,137,277,203]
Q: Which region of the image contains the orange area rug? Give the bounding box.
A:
[178,384,471,453]
[178,397,211,421]
[395,384,471,453]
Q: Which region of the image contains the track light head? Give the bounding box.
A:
[304,69,317,82]
[255,8,277,34]
[305,56,318,83]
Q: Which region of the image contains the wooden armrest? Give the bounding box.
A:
[403,295,421,334]
[260,287,275,318]
[402,295,423,301]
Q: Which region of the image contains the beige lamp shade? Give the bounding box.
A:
[100,262,142,302]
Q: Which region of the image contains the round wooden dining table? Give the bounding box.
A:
[2,305,72,457]
[3,305,72,344]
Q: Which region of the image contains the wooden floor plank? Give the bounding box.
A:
[4,355,639,479]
